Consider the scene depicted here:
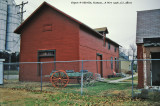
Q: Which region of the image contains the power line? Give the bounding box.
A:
[17,1,28,23]
[27,1,39,9]
[6,1,32,50]
[5,1,40,51]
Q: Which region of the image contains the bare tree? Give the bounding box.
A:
[119,47,127,55]
[129,44,137,59]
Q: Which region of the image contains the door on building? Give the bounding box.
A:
[97,53,103,77]
[115,57,118,73]
[39,57,55,76]
[38,50,56,76]
[151,52,160,86]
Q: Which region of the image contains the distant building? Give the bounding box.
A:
[0,0,21,53]
[136,9,160,88]
[119,52,131,74]
[14,2,120,82]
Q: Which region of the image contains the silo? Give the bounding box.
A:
[7,0,14,5]
[0,0,7,51]
[6,2,21,52]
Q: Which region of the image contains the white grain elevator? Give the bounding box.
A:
[0,0,21,53]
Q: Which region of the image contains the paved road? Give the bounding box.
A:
[4,75,19,80]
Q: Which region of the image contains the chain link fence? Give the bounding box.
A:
[1,59,160,98]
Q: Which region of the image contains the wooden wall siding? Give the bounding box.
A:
[79,29,119,78]
[19,4,119,81]
[20,7,80,81]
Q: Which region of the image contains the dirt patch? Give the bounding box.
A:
[100,89,131,98]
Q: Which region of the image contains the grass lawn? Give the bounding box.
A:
[106,77,123,80]
[1,80,160,105]
[0,87,159,106]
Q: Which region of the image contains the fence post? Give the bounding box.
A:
[81,60,83,95]
[0,59,5,85]
[151,71,152,86]
[41,62,43,92]
[131,60,134,98]
[7,64,10,80]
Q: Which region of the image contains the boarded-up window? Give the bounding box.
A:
[108,42,110,50]
[43,24,52,32]
[115,47,117,52]
[111,57,113,70]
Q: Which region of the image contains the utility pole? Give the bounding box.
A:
[17,1,28,23]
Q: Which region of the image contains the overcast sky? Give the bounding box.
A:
[14,0,160,49]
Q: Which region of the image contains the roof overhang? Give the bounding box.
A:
[144,38,160,47]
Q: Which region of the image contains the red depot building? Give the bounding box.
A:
[14,2,120,82]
